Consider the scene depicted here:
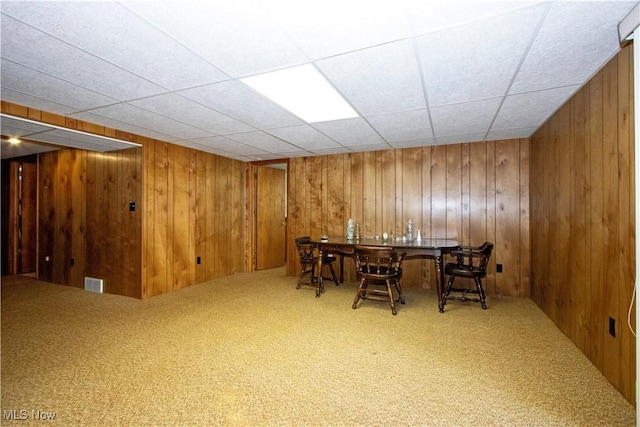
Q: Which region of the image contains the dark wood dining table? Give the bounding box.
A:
[311,236,459,312]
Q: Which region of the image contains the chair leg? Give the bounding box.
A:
[475,276,487,309]
[297,263,309,289]
[328,262,339,286]
[394,279,405,304]
[386,279,397,315]
[352,278,367,309]
[444,274,456,304]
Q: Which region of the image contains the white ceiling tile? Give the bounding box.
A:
[417,4,547,106]
[265,125,341,150]
[122,0,307,78]
[83,104,213,140]
[510,2,632,94]
[1,14,166,100]
[226,131,303,154]
[408,1,541,35]
[317,40,425,116]
[430,98,501,137]
[69,111,177,142]
[1,60,118,111]
[179,80,304,129]
[0,88,78,116]
[269,0,413,60]
[493,86,579,130]
[187,135,270,157]
[128,94,255,135]
[312,118,385,147]
[366,109,432,142]
[1,2,229,90]
[1,1,635,160]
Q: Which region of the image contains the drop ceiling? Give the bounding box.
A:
[0,0,636,162]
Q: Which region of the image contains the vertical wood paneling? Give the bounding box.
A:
[616,44,634,402]
[530,45,635,404]
[420,146,434,288]
[173,146,191,290]
[402,147,423,287]
[602,55,622,391]
[194,151,206,282]
[571,88,590,355]
[589,70,605,369]
[5,101,244,301]
[287,139,529,297]
[495,139,521,296]
[485,141,497,296]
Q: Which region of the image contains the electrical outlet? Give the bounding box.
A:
[496,264,503,273]
[609,317,616,338]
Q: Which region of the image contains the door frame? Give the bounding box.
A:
[246,158,289,272]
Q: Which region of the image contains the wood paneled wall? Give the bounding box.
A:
[530,44,635,404]
[37,147,143,298]
[2,101,248,299]
[286,140,530,297]
[142,140,246,298]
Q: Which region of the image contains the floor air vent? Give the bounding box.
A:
[84,277,104,293]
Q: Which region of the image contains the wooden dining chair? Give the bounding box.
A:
[352,245,406,315]
[295,236,339,297]
[443,242,494,309]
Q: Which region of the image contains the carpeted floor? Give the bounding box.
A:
[1,268,635,426]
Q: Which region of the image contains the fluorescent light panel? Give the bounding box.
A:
[241,64,359,123]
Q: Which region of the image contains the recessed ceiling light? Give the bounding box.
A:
[241,64,359,123]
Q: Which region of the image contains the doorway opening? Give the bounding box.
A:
[248,160,288,271]
[2,155,38,276]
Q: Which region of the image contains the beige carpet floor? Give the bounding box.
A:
[1,268,635,426]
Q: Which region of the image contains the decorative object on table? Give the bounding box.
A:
[346,218,354,240]
[320,235,329,242]
[416,229,422,242]
[354,219,362,240]
[382,231,389,240]
[406,218,414,241]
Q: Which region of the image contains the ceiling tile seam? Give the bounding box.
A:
[0,58,123,112]
[261,128,337,153]
[115,1,241,82]
[65,110,181,142]
[120,98,241,138]
[0,83,85,114]
[225,130,305,154]
[483,2,552,140]
[1,11,178,95]
[410,36,436,140]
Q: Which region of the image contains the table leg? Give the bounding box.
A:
[339,254,344,283]
[435,254,445,312]
[316,248,324,297]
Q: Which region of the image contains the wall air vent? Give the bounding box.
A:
[84,277,104,293]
